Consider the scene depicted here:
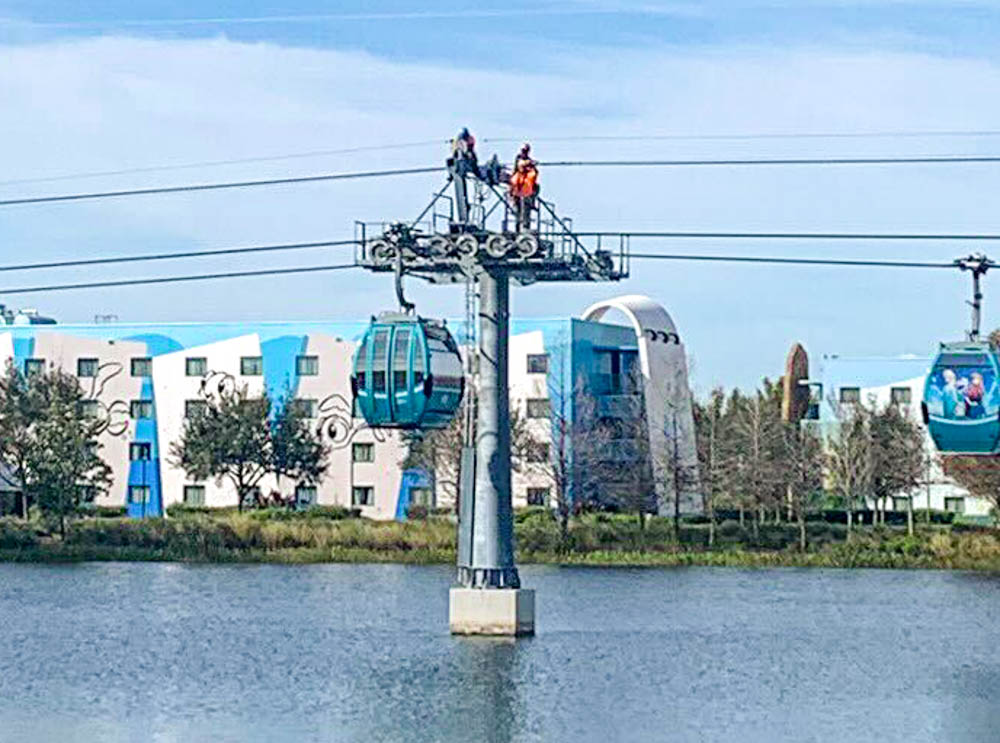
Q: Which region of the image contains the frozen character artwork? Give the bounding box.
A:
[941,369,961,418]
[965,372,987,419]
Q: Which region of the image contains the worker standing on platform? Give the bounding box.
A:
[508,143,539,232]
[450,127,478,174]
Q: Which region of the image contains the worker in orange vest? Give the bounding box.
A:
[509,143,539,232]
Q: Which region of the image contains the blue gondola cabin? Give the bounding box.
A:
[352,313,464,429]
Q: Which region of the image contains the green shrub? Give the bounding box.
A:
[406,504,428,520]
[514,506,553,524]
[0,518,38,549]
[717,520,744,538]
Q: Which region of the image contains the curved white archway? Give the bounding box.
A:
[581,295,701,514]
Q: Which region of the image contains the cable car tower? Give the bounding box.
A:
[354,134,629,635]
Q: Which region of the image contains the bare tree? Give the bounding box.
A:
[826,398,875,538]
[518,348,611,548]
[942,456,1000,528]
[781,421,824,550]
[869,401,925,529]
[656,402,701,543]
[693,389,726,546]
[730,384,783,539]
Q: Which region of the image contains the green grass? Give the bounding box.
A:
[3,510,1000,571]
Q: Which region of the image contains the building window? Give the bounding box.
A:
[184,400,208,419]
[131,357,152,377]
[527,354,549,374]
[944,497,965,515]
[183,485,205,506]
[352,486,374,506]
[526,398,550,419]
[296,355,319,376]
[78,400,99,419]
[130,399,154,419]
[292,399,318,418]
[295,485,317,506]
[352,443,374,463]
[240,356,263,376]
[527,488,550,506]
[891,387,912,405]
[526,442,550,463]
[892,496,912,511]
[77,358,99,378]
[23,358,45,376]
[128,485,150,505]
[129,442,152,461]
[185,357,207,377]
[410,487,434,507]
[839,387,861,404]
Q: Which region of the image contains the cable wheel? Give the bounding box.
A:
[485,234,512,259]
[454,234,479,258]
[428,235,452,257]
[369,239,396,265]
[515,234,539,259]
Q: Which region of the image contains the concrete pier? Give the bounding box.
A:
[449,588,535,636]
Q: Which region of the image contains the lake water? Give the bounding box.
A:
[1,563,998,742]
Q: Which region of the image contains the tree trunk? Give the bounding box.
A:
[559,507,570,553]
[59,512,65,541]
[798,510,806,552]
[673,488,681,545]
[19,491,28,521]
[846,507,853,540]
[907,497,915,537]
[739,507,745,527]
[708,512,716,548]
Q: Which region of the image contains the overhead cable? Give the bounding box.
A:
[0,141,446,187]
[578,231,1000,241]
[542,156,1000,168]
[629,253,959,269]
[4,154,1000,208]
[0,264,359,295]
[0,238,357,273]
[486,130,1000,144]
[0,252,971,296]
[10,130,1000,187]
[0,166,444,207]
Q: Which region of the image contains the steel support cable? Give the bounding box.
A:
[0,239,358,273]
[0,253,970,296]
[4,154,1000,208]
[0,166,445,207]
[0,233,993,277]
[574,231,1000,241]
[629,253,961,269]
[541,156,1000,168]
[0,263,359,295]
[10,130,1000,188]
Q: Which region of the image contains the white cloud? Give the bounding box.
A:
[1,35,999,388]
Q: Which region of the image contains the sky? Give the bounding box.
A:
[1,0,1000,391]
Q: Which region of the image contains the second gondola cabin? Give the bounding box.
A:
[352,313,464,429]
[922,341,1000,454]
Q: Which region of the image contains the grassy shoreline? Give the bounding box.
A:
[4,510,1000,570]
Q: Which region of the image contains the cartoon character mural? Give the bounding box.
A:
[925,357,999,421]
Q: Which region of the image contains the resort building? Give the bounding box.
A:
[0,295,699,520]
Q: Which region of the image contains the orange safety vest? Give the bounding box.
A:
[509,164,538,199]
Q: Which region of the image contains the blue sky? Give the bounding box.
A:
[1,0,1000,390]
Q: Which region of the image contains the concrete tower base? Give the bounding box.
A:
[449,588,535,636]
